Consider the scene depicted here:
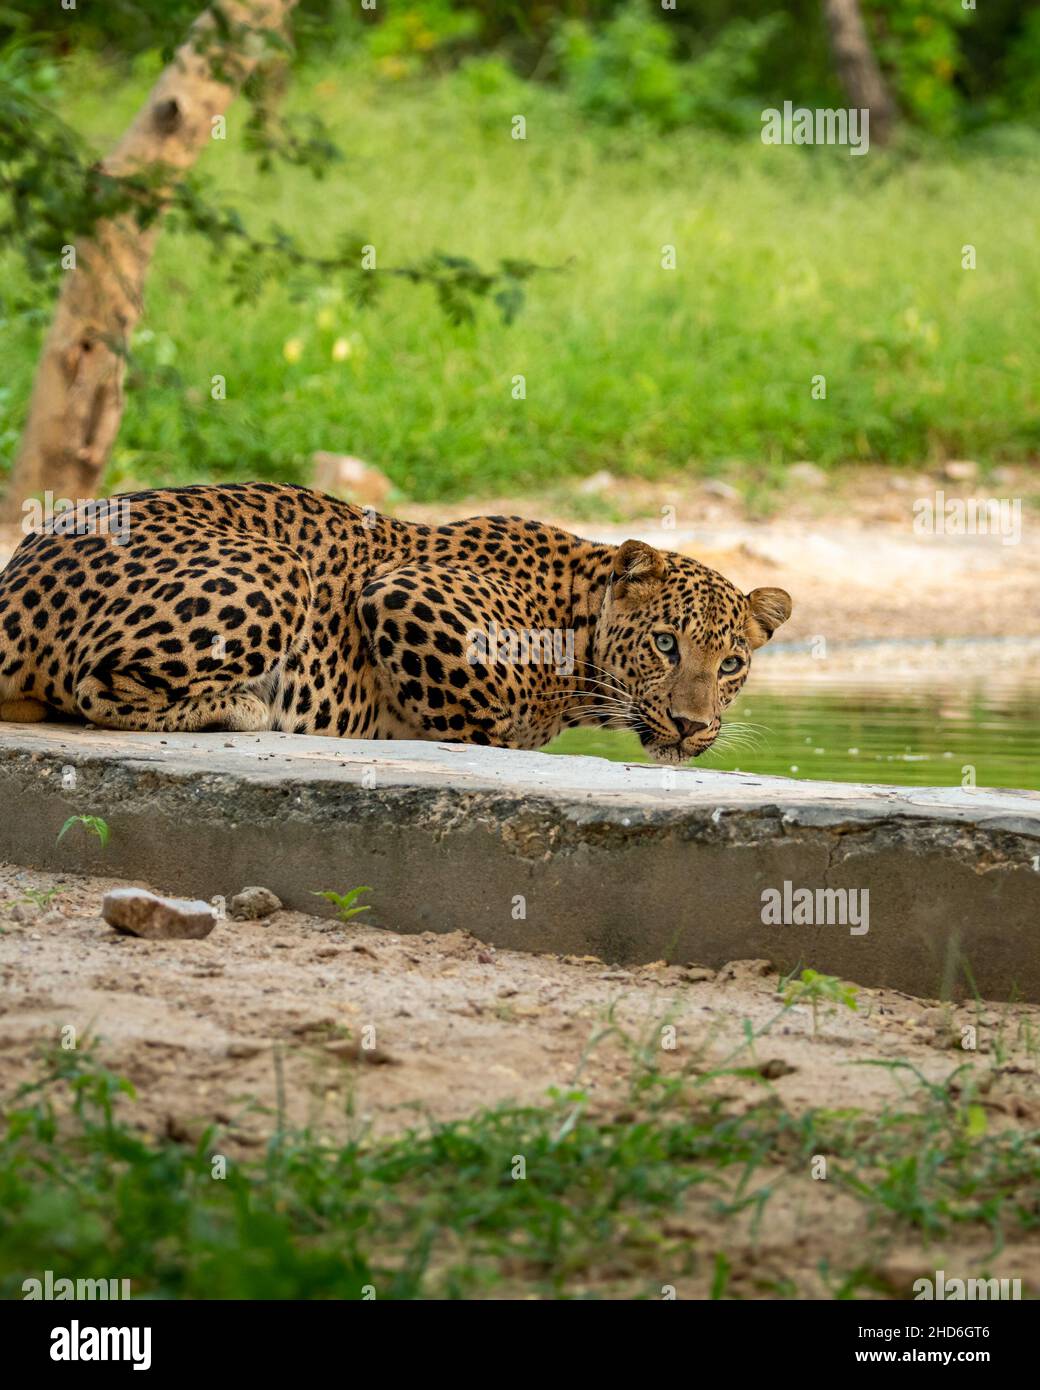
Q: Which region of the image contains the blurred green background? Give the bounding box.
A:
[2,0,1039,500]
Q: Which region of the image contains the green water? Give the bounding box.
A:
[545,673,1040,792]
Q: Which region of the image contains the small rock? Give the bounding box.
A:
[230,886,282,921]
[757,1058,796,1079]
[719,958,776,982]
[9,902,37,923]
[787,461,827,488]
[102,887,216,940]
[702,479,740,502]
[918,1007,951,1028]
[681,967,715,983]
[312,452,392,506]
[576,469,616,497]
[1009,1095,1040,1122]
[476,949,496,964]
[289,1017,337,1038]
[163,1113,207,1145]
[942,459,978,481]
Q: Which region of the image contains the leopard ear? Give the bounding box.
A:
[746,587,792,648]
[612,540,666,602]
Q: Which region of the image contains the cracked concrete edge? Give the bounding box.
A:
[2,729,1039,831]
[2,748,1039,867]
[1,726,1039,1001]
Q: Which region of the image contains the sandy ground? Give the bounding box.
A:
[3,863,1040,1296]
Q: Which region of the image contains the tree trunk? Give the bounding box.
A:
[2,0,298,523]
[821,0,896,146]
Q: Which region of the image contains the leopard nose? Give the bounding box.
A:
[670,714,710,740]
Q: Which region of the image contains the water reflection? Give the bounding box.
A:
[545,674,1040,791]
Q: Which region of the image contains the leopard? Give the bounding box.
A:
[0,482,791,765]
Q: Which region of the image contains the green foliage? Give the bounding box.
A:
[3,12,1039,497]
[995,9,1040,120]
[868,0,970,136]
[553,2,783,134]
[782,969,859,1037]
[553,2,687,131]
[17,887,59,909]
[0,43,120,292]
[365,0,482,78]
[0,6,549,328]
[4,56,1037,496]
[56,815,110,850]
[313,886,373,923]
[0,0,203,60]
[5,0,1039,139]
[1,1037,1037,1298]
[678,14,787,134]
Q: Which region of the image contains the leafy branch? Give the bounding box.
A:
[0,38,559,326]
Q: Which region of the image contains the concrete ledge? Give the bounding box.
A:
[1,724,1038,1001]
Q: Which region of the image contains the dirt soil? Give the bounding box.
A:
[3,863,1040,1297]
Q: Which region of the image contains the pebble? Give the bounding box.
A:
[942,459,978,481]
[702,479,741,502]
[230,886,283,921]
[102,887,217,940]
[311,453,391,506]
[787,461,828,488]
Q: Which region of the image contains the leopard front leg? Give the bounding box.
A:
[358,564,573,748]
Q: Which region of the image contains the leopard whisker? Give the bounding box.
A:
[573,659,632,699]
[714,730,766,748]
[539,691,633,712]
[562,703,635,721]
[564,705,634,722]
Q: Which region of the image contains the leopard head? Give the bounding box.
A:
[591,539,792,765]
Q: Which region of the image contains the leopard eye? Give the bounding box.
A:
[653,633,677,654]
[719,655,744,675]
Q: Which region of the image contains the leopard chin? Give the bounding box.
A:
[644,739,716,766]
